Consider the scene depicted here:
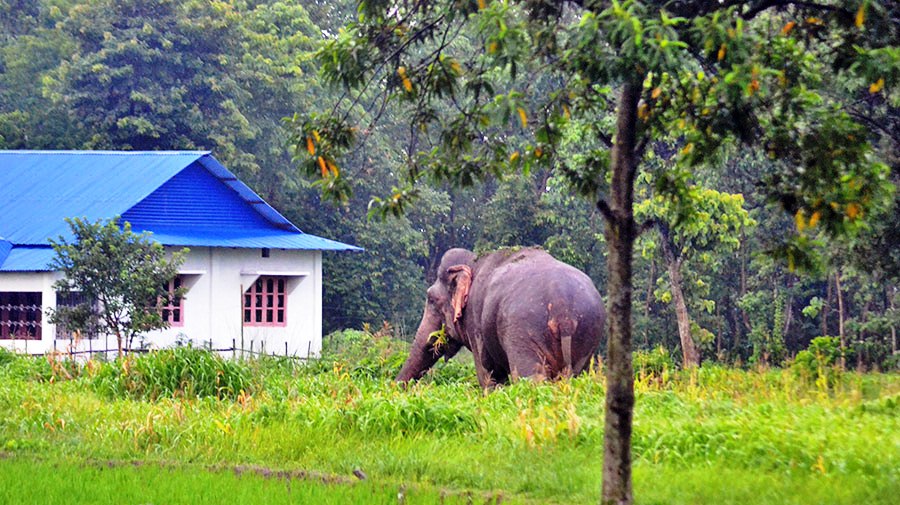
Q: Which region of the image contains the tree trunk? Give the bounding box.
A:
[716,300,723,357]
[890,286,897,356]
[783,277,794,351]
[823,277,831,337]
[600,81,641,505]
[643,258,655,348]
[835,270,846,370]
[659,224,700,368]
[729,295,742,358]
[739,229,751,333]
[783,291,793,336]
[859,300,871,371]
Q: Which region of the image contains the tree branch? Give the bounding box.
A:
[637,219,656,237]
[330,13,448,125]
[740,0,846,20]
[597,198,616,223]
[597,196,618,223]
[597,131,613,149]
[634,134,651,161]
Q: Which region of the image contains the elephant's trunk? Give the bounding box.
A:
[396,306,444,382]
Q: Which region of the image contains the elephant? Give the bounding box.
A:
[396,247,606,388]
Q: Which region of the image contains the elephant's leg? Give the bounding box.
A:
[506,347,551,382]
[471,335,503,389]
[498,321,558,382]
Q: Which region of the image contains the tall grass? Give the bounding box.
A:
[0,337,896,504]
[88,346,253,400]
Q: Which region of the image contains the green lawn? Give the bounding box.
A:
[0,456,508,505]
[0,351,896,504]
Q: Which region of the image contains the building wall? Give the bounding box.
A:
[0,247,323,358]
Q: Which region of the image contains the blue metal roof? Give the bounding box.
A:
[0,247,56,272]
[0,150,359,271]
[197,156,301,232]
[0,239,12,268]
[0,151,204,245]
[144,230,362,250]
[122,161,286,234]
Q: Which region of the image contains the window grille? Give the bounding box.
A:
[55,291,99,339]
[0,292,42,340]
[243,276,286,326]
[160,276,185,326]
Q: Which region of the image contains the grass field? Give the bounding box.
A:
[0,341,897,504]
[0,456,509,504]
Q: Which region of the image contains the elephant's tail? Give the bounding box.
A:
[547,306,578,377]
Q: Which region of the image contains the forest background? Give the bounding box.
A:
[1,0,897,370]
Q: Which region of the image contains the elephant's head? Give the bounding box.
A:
[396,248,476,382]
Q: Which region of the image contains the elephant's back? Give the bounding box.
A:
[480,252,605,345]
[484,251,603,312]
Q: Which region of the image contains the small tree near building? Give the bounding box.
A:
[48,217,187,357]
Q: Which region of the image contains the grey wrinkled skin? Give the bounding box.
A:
[396,247,606,388]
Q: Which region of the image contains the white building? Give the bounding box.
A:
[0,151,359,357]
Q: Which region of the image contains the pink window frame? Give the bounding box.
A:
[160,276,185,327]
[243,276,287,327]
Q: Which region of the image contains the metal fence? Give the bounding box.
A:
[27,337,317,361]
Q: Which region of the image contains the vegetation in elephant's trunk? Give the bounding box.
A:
[396,306,446,382]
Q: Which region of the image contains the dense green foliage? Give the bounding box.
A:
[0,346,896,503]
[1,0,897,372]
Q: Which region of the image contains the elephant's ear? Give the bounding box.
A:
[447,264,473,323]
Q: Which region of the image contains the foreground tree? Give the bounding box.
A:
[294,1,896,503]
[49,218,187,357]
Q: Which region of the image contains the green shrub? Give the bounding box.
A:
[634,345,676,378]
[337,392,479,436]
[321,328,410,379]
[89,346,253,400]
[791,336,844,384]
[0,347,17,367]
[422,357,478,386]
[0,351,69,382]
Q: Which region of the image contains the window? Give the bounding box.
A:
[0,292,42,340]
[55,291,99,339]
[160,276,185,326]
[243,276,286,326]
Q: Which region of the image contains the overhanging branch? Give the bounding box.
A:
[740,0,846,20]
[597,198,615,223]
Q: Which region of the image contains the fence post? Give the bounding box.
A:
[250,339,254,356]
[232,338,236,360]
[285,341,288,357]
[88,338,92,361]
[307,341,311,360]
